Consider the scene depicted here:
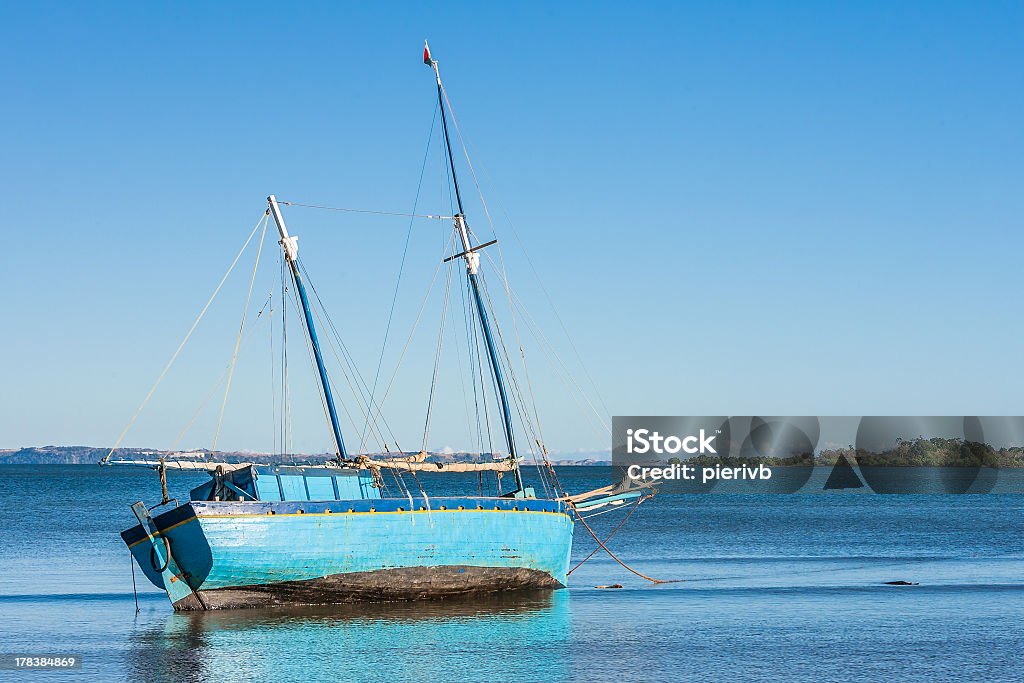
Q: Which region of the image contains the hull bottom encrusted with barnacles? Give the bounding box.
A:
[170,565,563,611]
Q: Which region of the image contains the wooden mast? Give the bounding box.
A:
[268,195,349,460]
[425,41,524,493]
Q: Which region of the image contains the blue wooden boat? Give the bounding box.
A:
[107,43,640,611]
[121,465,574,610]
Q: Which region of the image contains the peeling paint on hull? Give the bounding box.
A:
[173,566,563,611]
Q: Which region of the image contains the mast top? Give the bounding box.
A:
[422,44,523,493]
[268,195,299,262]
[424,40,442,86]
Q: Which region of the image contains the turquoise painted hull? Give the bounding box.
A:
[124,497,574,610]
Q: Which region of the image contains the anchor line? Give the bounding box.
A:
[129,551,139,614]
[567,494,651,575]
[570,502,684,585]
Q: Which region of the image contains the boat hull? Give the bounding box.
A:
[123,497,574,610]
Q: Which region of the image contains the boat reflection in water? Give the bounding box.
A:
[127,591,570,680]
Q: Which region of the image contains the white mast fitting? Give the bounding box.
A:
[268,195,299,262]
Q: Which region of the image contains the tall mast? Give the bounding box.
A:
[268,195,348,460]
[425,42,523,493]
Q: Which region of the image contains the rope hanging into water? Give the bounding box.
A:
[129,550,139,614]
[570,503,684,585]
[568,494,650,575]
[276,200,451,221]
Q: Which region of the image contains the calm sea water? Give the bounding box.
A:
[0,465,1022,682]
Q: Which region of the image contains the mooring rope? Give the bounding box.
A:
[129,550,140,614]
[570,503,684,584]
[568,495,649,575]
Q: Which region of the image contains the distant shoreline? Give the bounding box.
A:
[12,438,1019,468]
[0,446,612,466]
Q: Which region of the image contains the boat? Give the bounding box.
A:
[106,42,647,611]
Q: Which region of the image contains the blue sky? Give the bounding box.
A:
[1,2,1021,456]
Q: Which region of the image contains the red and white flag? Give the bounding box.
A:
[423,40,433,65]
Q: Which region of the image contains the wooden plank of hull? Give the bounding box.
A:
[172,566,562,611]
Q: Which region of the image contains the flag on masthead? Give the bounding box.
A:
[423,40,433,66]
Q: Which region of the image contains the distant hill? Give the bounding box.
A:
[0,446,611,466]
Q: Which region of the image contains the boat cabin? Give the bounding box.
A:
[189,465,380,503]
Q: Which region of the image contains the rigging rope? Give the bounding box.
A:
[268,285,277,457]
[360,101,439,453]
[475,269,552,495]
[295,264,415,497]
[437,82,582,496]
[169,293,272,451]
[101,212,268,464]
[212,214,269,456]
[485,251,611,439]
[277,200,450,221]
[438,83,498,237]
[285,278,346,464]
[300,263,404,455]
[280,254,292,458]
[359,232,456,449]
[303,271,395,456]
[492,249,555,493]
[441,80,613,429]
[465,275,497,462]
[422,241,456,451]
[451,264,485,473]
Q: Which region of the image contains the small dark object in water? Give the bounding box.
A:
[595,584,624,589]
[883,581,919,586]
